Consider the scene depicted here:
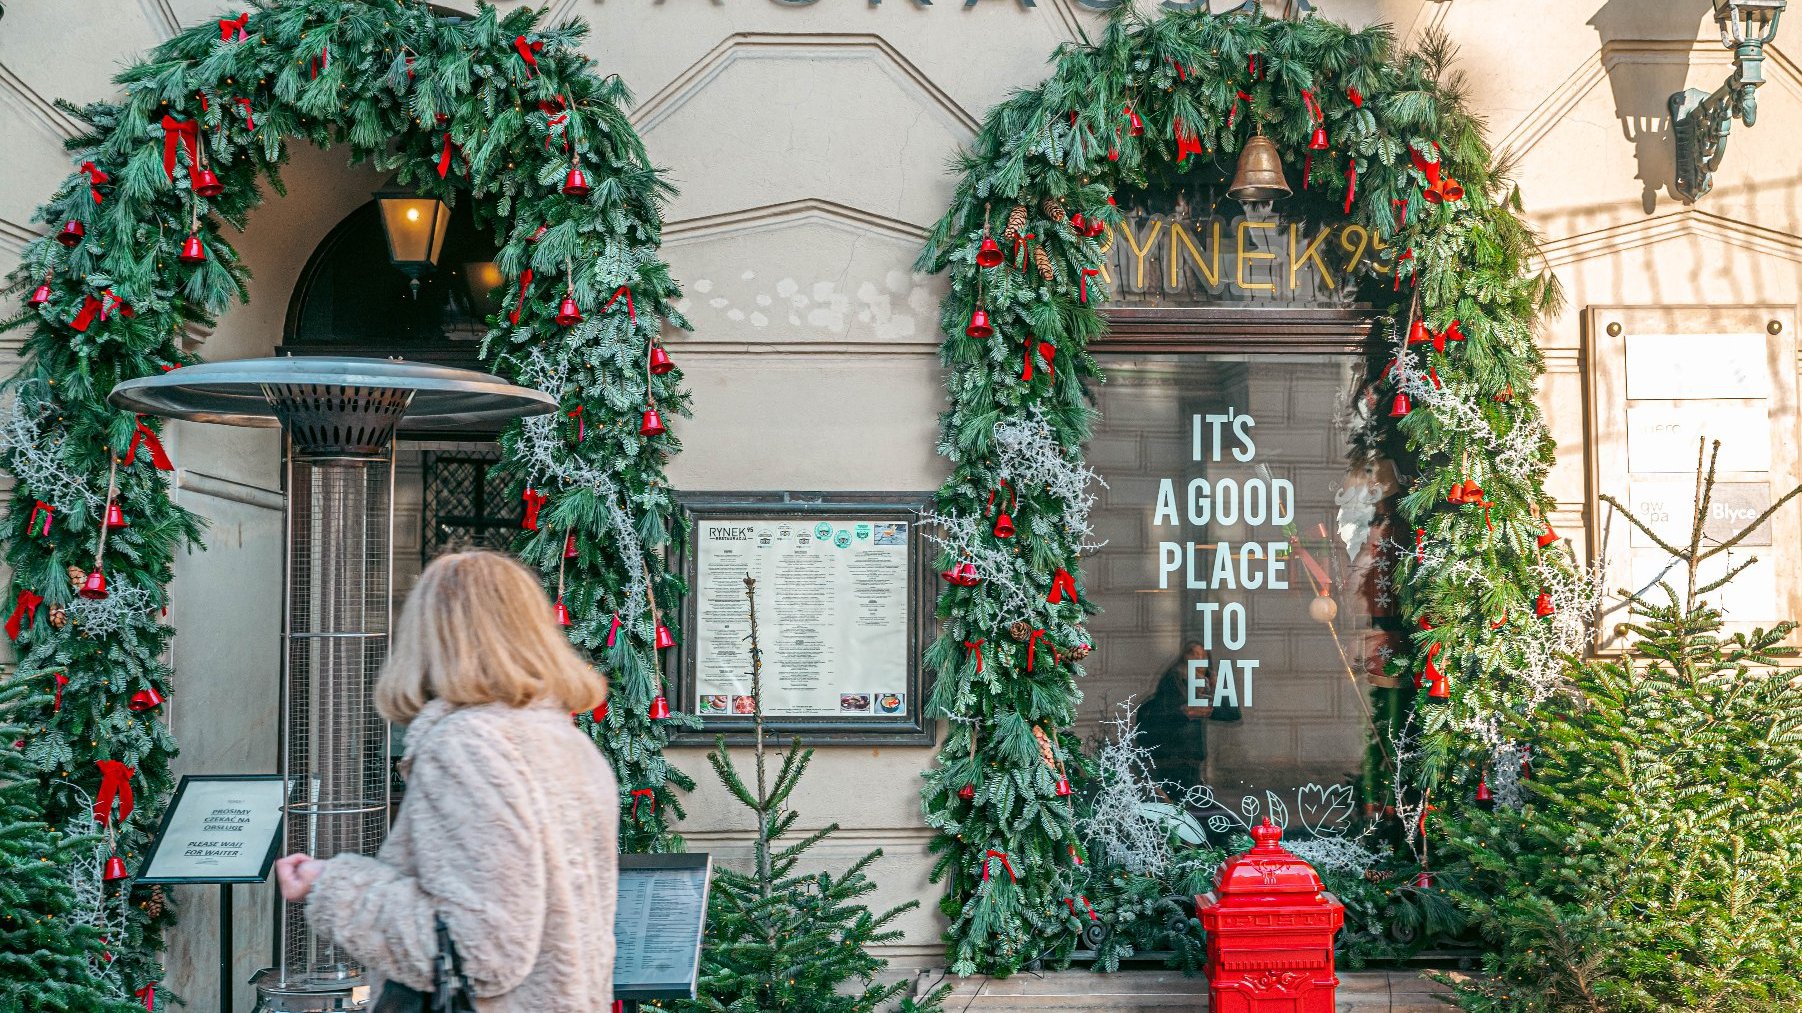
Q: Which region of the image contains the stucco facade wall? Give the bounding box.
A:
[5,0,1801,1008]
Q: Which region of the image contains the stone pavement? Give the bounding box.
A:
[935,969,1456,1011]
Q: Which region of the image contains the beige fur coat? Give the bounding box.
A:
[308,699,619,1011]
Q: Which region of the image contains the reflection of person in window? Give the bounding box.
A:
[1140,640,1211,790]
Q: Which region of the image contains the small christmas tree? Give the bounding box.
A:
[1443,441,1802,1011]
[670,577,948,1013]
[0,679,137,1013]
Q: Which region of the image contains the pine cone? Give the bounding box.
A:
[66,565,85,589]
[1068,642,1092,660]
[1008,620,1033,642]
[1033,247,1056,282]
[1003,204,1029,245]
[144,885,166,918]
[1041,197,1067,223]
[48,607,67,629]
[1031,725,1058,771]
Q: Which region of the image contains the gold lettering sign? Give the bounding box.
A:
[1095,214,1388,308]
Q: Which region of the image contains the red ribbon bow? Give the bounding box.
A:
[1173,118,1204,162]
[963,639,984,674]
[509,268,534,325]
[569,405,585,443]
[94,760,135,825]
[521,489,549,531]
[28,500,53,537]
[1021,338,1056,382]
[606,612,622,647]
[1301,89,1325,124]
[1343,161,1358,215]
[126,419,173,470]
[53,672,69,712]
[1026,629,1046,672]
[1347,86,1365,107]
[1392,197,1408,230]
[630,788,656,822]
[220,13,249,41]
[72,290,134,332]
[6,590,42,641]
[1079,268,1101,304]
[1046,568,1078,604]
[1393,248,1414,291]
[1065,895,1097,920]
[1011,230,1036,270]
[981,849,1017,883]
[161,115,198,181]
[514,35,543,77]
[1409,144,1442,188]
[135,983,157,1012]
[604,286,637,325]
[80,162,109,203]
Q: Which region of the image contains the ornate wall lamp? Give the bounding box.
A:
[1670,0,1787,202]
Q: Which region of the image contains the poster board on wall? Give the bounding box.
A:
[675,493,936,744]
[1584,306,1802,652]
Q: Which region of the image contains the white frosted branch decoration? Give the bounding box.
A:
[1078,700,1174,876]
[991,407,1107,550]
[919,508,1042,626]
[65,583,158,638]
[0,392,105,514]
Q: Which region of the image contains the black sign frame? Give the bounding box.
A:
[613,852,713,1002]
[673,491,938,745]
[135,774,286,885]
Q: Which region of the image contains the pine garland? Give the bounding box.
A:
[916,5,1565,973]
[1,0,691,994]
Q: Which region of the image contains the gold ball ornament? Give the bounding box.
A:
[1308,595,1338,623]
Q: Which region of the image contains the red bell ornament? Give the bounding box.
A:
[128,687,163,711]
[1308,125,1330,151]
[648,694,671,720]
[1408,318,1431,345]
[993,512,1016,538]
[178,234,206,265]
[1125,104,1145,137]
[1462,480,1484,502]
[648,344,675,375]
[555,295,583,327]
[1447,483,1466,505]
[57,220,85,247]
[639,407,666,437]
[965,308,993,339]
[554,599,572,627]
[1535,590,1555,617]
[28,280,52,307]
[192,167,225,199]
[561,163,591,197]
[955,561,981,586]
[1537,521,1560,548]
[1054,776,1073,797]
[1389,392,1412,417]
[1427,672,1450,699]
[103,855,128,882]
[104,501,127,530]
[654,623,676,650]
[1086,217,1107,238]
[1475,779,1495,810]
[77,568,108,600]
[958,784,975,801]
[1068,213,1089,234]
[563,531,579,559]
[976,233,1003,268]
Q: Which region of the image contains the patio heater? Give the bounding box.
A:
[110,357,553,1012]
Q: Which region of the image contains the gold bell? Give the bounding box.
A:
[1227,132,1292,203]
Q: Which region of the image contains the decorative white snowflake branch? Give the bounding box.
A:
[65,583,158,638]
[58,787,129,997]
[0,389,105,514]
[991,407,1107,550]
[919,507,1042,626]
[1079,700,1174,877]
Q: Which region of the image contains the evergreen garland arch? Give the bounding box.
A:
[2,1,691,999]
[917,5,1575,974]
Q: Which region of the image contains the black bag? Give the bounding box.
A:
[371,914,476,1013]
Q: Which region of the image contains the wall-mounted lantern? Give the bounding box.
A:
[1670,0,1787,202]
[372,177,450,297]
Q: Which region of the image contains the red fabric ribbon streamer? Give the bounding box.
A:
[981,849,1017,883]
[630,788,656,822]
[1393,248,1414,291]
[135,983,156,1012]
[1418,641,1443,690]
[1347,86,1364,107]
[1079,268,1100,304]
[125,419,173,470]
[1428,364,1441,389]
[544,111,570,151]
[1173,118,1204,162]
[1167,58,1187,82]
[1392,197,1408,230]
[569,405,585,443]
[1046,567,1078,604]
[311,45,328,80]
[436,132,456,179]
[161,115,198,181]
[219,13,248,41]
[606,612,622,647]
[604,286,636,325]
[963,639,984,673]
[1300,89,1324,123]
[1026,629,1046,672]
[53,672,68,712]
[6,590,42,641]
[28,500,53,537]
[80,162,109,203]
[94,760,135,825]
[1343,161,1358,215]
[514,35,543,77]
[1228,89,1253,127]
[1021,339,1056,382]
[509,268,534,325]
[1065,895,1097,920]
[235,97,255,131]
[521,489,549,531]
[1415,527,1426,562]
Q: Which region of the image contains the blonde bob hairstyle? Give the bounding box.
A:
[375,550,607,724]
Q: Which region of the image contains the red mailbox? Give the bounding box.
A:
[1196,817,1344,1013]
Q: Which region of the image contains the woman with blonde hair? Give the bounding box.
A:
[273,550,619,1011]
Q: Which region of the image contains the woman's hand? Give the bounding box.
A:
[274,853,326,902]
